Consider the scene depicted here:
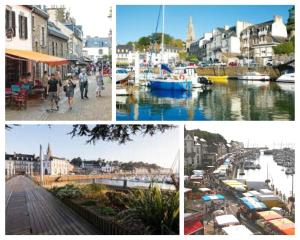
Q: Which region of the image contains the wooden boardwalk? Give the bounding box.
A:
[5,176,100,235]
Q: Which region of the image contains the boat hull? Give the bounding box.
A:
[237,76,270,81]
[276,73,295,83]
[149,79,192,91]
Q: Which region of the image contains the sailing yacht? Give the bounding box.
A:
[148,6,192,91]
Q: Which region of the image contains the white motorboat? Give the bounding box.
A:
[238,71,270,81]
[173,67,213,89]
[116,68,129,83]
[276,72,295,83]
[116,86,131,96]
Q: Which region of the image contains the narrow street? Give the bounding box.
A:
[6,175,100,235]
[6,75,112,121]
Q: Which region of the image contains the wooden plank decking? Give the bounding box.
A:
[5,176,100,235]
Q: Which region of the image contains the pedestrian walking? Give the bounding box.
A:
[96,69,104,97]
[42,71,49,99]
[47,73,59,111]
[236,208,241,221]
[64,74,76,110]
[79,68,88,99]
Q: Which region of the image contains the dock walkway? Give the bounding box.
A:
[5,175,100,235]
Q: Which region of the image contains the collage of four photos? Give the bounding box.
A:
[4,1,296,237]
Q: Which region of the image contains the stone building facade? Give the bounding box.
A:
[240,15,287,65]
[47,21,69,76]
[30,5,49,80]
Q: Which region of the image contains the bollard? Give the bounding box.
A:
[123,179,127,188]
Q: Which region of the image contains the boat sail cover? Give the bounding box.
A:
[161,63,172,73]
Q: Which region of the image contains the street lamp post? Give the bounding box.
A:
[40,145,44,186]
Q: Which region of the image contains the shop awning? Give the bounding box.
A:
[215,214,240,226]
[184,220,203,235]
[222,225,253,235]
[256,210,283,221]
[202,194,225,202]
[268,218,295,235]
[6,49,68,66]
[240,197,267,210]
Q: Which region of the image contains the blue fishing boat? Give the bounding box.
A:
[149,64,192,91]
[148,6,192,91]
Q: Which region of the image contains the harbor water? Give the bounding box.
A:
[47,178,176,191]
[237,152,294,197]
[116,80,294,121]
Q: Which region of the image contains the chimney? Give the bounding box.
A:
[224,25,229,31]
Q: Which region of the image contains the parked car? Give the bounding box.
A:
[199,62,210,67]
[188,62,197,67]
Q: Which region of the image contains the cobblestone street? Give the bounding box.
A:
[6,75,112,121]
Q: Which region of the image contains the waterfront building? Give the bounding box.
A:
[184,133,205,169]
[5,5,33,83]
[5,153,38,176]
[228,141,244,153]
[42,144,74,175]
[116,44,134,66]
[205,21,252,62]
[47,6,83,61]
[101,163,117,173]
[240,15,287,65]
[186,16,196,52]
[83,36,111,63]
[30,5,49,81]
[189,32,212,61]
[139,45,180,66]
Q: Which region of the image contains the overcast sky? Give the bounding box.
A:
[55,3,111,37]
[186,122,295,149]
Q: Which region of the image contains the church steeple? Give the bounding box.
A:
[47,143,52,157]
[186,16,196,52]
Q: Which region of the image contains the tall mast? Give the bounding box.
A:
[161,5,165,64]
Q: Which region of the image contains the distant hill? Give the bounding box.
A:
[186,129,227,145]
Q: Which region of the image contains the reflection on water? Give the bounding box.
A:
[116,80,294,121]
[237,152,294,197]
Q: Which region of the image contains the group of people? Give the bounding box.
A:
[42,68,105,111]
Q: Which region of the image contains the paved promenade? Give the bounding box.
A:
[6,176,99,235]
[6,76,112,121]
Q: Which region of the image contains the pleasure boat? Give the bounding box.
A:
[116,68,129,83]
[276,72,295,83]
[238,71,270,81]
[149,64,192,91]
[172,66,212,89]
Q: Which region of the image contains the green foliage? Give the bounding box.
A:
[179,51,187,61]
[120,185,179,234]
[70,157,82,167]
[96,207,116,216]
[70,124,176,144]
[106,191,129,209]
[187,129,227,145]
[81,200,97,206]
[132,32,184,51]
[80,184,109,205]
[273,41,294,55]
[120,161,160,171]
[186,54,199,63]
[52,184,82,199]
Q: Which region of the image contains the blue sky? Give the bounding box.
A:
[117,5,292,44]
[5,125,180,168]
